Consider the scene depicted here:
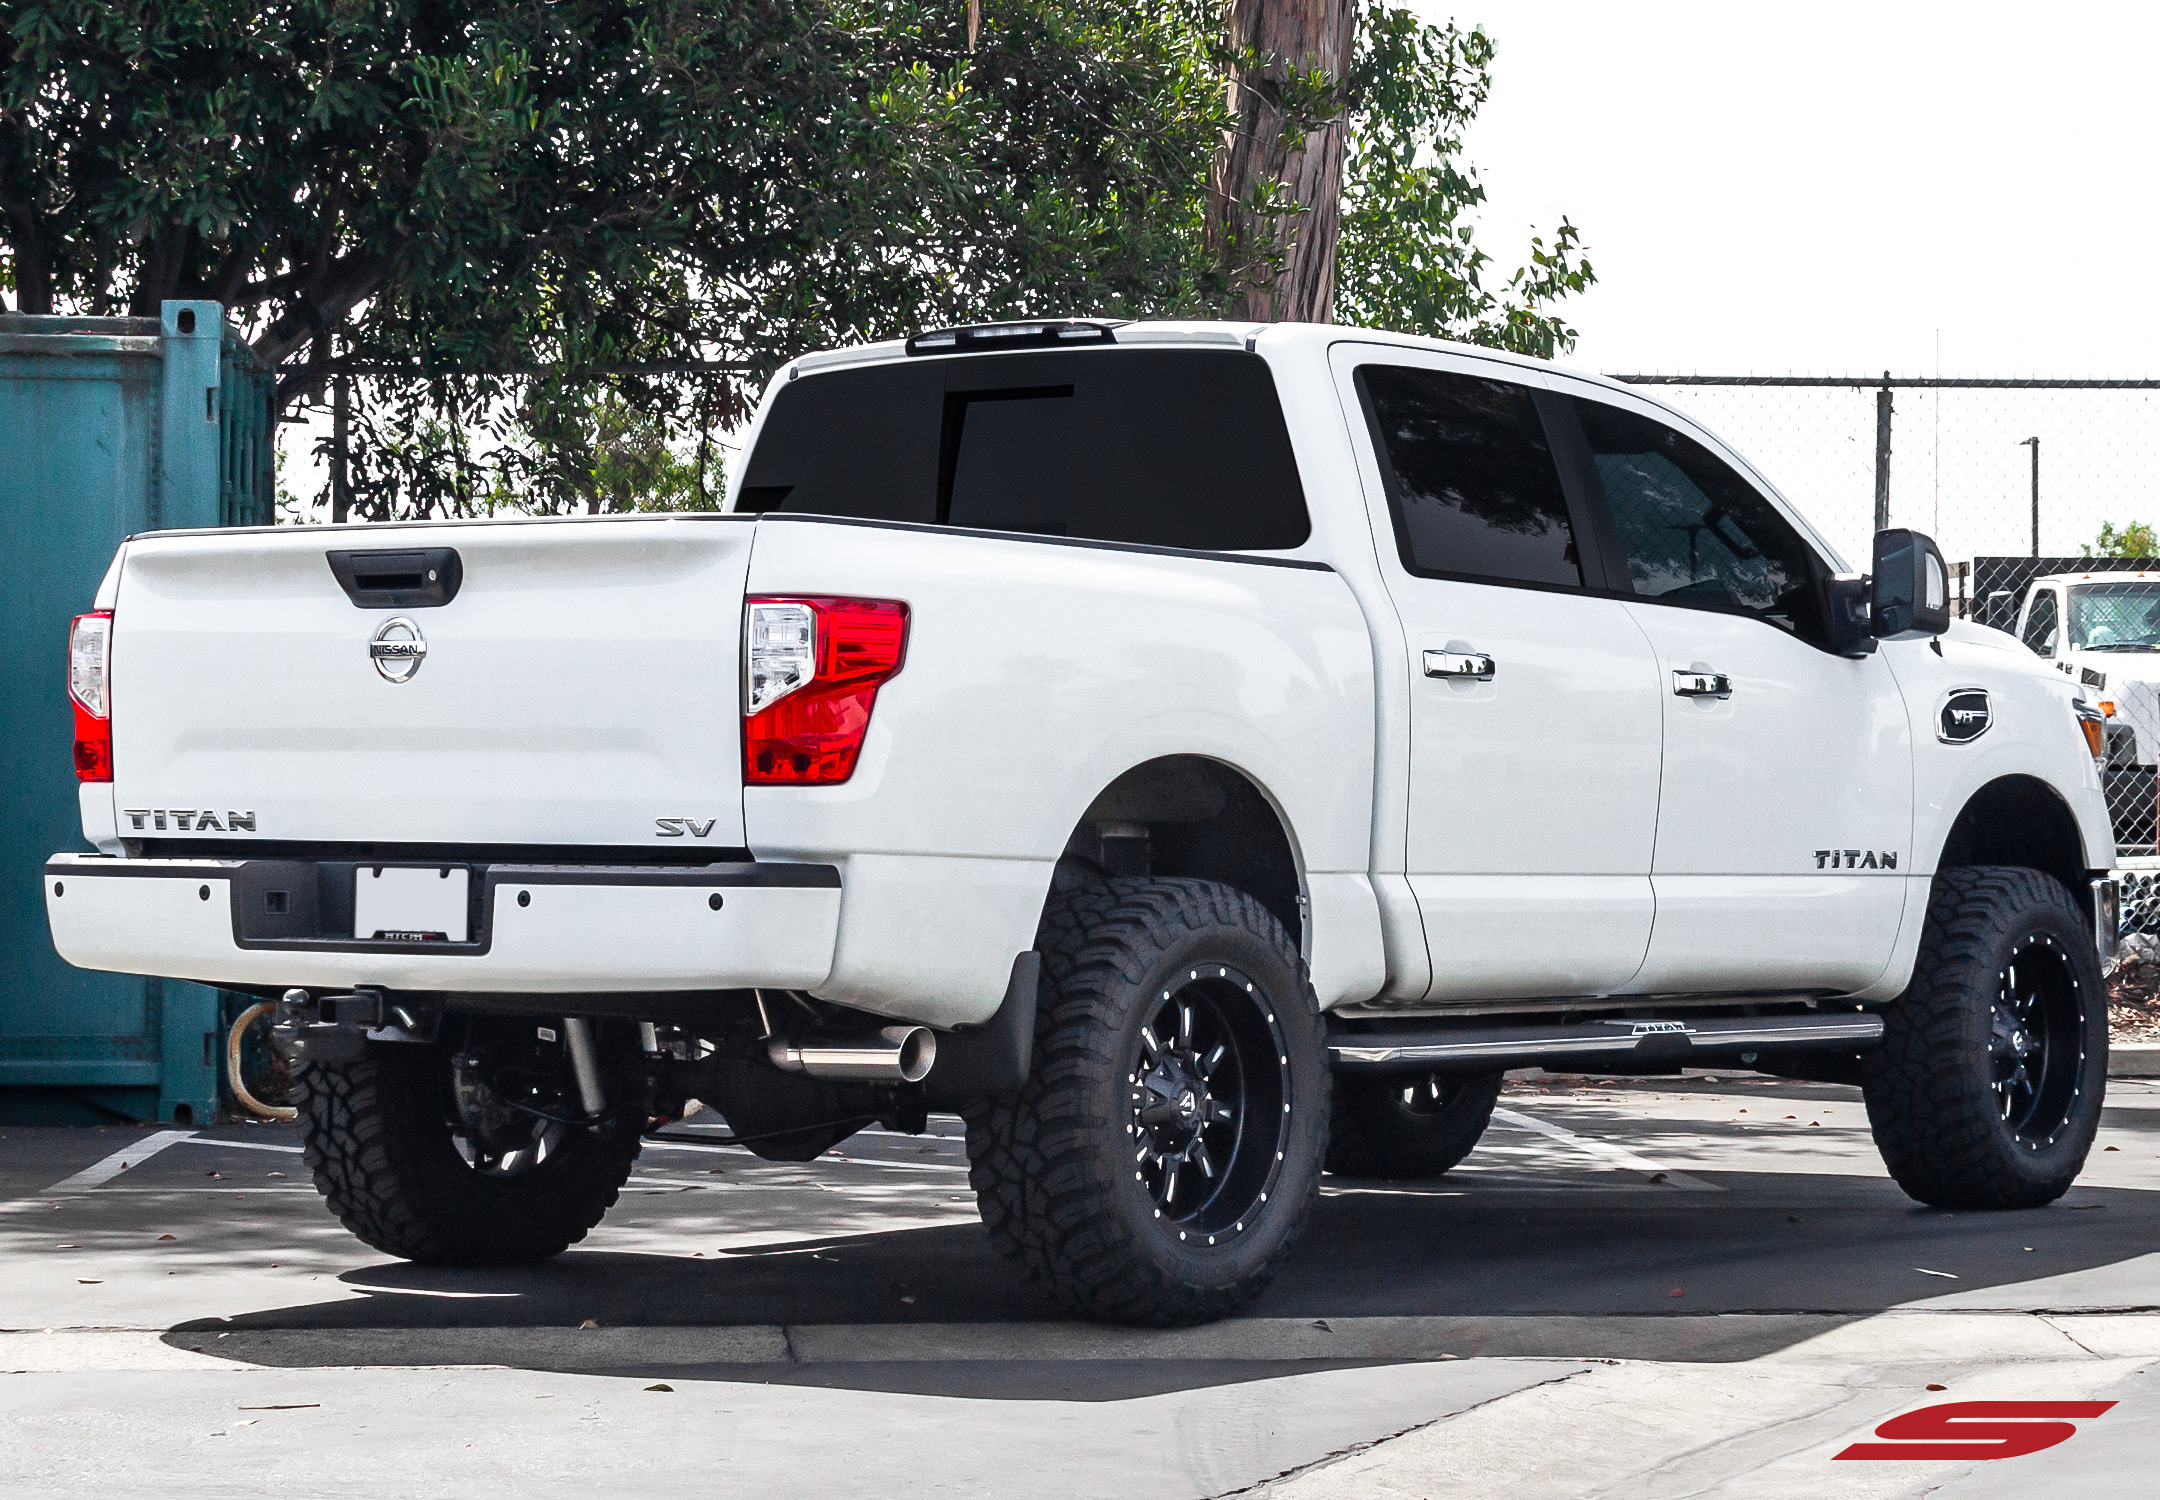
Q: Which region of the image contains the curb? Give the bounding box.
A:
[2111,1042,2160,1079]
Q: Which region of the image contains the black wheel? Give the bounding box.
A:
[1863,866,2108,1210]
[965,877,1329,1325]
[295,1016,643,1265]
[1325,1069,1503,1179]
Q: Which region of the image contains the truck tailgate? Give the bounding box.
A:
[106,516,753,850]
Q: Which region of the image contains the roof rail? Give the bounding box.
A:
[904,319,1123,357]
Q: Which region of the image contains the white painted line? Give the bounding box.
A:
[39,1130,198,1194]
[1489,1107,1721,1191]
[172,1137,304,1154]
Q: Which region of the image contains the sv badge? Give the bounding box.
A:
[655,817,717,838]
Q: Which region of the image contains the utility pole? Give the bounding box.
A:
[2020,436,2040,556]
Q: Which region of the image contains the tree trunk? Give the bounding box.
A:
[1208,0,1357,324]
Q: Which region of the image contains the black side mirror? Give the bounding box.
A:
[1872,528,1951,640]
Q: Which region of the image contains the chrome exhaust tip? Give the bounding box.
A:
[768,1026,938,1084]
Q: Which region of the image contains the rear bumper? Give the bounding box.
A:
[42,853,840,994]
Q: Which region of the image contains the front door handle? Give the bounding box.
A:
[1424,650,1497,681]
[1672,668,1734,699]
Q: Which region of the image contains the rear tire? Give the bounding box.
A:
[295,1020,642,1266]
[1325,1070,1503,1180]
[1862,866,2107,1210]
[965,877,1330,1325]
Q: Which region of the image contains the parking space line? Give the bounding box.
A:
[173,1138,303,1154]
[1490,1107,1721,1191]
[38,1130,198,1194]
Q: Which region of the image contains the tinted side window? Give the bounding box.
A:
[738,350,1309,550]
[1357,366,1581,588]
[1574,398,1826,640]
[2023,590,2060,655]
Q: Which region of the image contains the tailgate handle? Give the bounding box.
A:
[327,548,463,609]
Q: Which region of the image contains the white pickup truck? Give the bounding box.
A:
[46,319,2120,1325]
[2008,569,2160,850]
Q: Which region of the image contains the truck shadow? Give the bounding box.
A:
[160,1166,2160,1399]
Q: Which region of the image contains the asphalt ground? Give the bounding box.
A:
[3,1073,2157,1498]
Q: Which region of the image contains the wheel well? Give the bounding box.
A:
[1938,774,2091,904]
[1051,757,1304,950]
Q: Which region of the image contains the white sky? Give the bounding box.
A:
[1412,1,2160,564]
[1426,0,2160,378]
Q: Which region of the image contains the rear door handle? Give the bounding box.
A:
[1424,650,1496,681]
[1672,668,1733,699]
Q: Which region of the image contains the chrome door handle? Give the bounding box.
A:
[1424,650,1496,681]
[1672,668,1733,699]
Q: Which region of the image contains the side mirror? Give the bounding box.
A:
[1872,528,1951,640]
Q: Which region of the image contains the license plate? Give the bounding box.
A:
[354,866,470,943]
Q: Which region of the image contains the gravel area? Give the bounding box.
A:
[2110,947,2160,1041]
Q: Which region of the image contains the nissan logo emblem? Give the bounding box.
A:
[369,617,428,683]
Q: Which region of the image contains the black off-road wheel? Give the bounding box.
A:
[965,877,1330,1326]
[1325,1069,1504,1180]
[294,1016,643,1266]
[1863,866,2108,1210]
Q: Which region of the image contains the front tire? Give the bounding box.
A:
[965,878,1330,1325]
[1863,867,2108,1210]
[295,1018,643,1265]
[1325,1070,1504,1180]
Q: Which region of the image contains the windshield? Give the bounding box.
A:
[2069,581,2160,650]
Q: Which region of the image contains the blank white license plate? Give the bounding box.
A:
[354,866,470,943]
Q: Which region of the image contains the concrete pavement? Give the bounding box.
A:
[2,1074,2155,1498]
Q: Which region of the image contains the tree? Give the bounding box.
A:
[1336,15,1591,356]
[1208,0,1357,322]
[3,1,1592,516]
[2085,521,2159,559]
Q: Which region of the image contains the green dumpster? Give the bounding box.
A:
[1,301,274,1124]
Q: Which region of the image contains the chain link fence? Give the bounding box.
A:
[1613,374,2160,861]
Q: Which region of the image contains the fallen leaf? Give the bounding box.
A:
[2105,1146,2119,1152]
[1438,1352,1460,1360]
[645,1384,673,1393]
[238,1404,318,1411]
[76,1279,101,1284]
[900,1295,916,1305]
[1926,1383,1947,1392]
[205,1171,222,1179]
[1669,1288,1685,1298]
[156,1234,176,1242]
[579,1319,599,1329]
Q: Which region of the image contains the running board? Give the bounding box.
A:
[1328,1012,1884,1074]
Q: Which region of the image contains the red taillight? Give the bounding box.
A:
[69,611,113,783]
[744,596,909,785]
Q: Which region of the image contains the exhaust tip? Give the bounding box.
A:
[889,1027,937,1084]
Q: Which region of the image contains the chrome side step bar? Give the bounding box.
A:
[1329,1012,1884,1074]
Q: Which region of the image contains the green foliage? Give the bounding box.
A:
[2,1,1589,516]
[2084,521,2160,559]
[1336,15,1592,356]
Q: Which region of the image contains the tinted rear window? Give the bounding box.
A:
[1355,365,1582,588]
[737,349,1309,550]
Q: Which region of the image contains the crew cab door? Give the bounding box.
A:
[1335,346,1663,1001]
[1551,384,1913,995]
